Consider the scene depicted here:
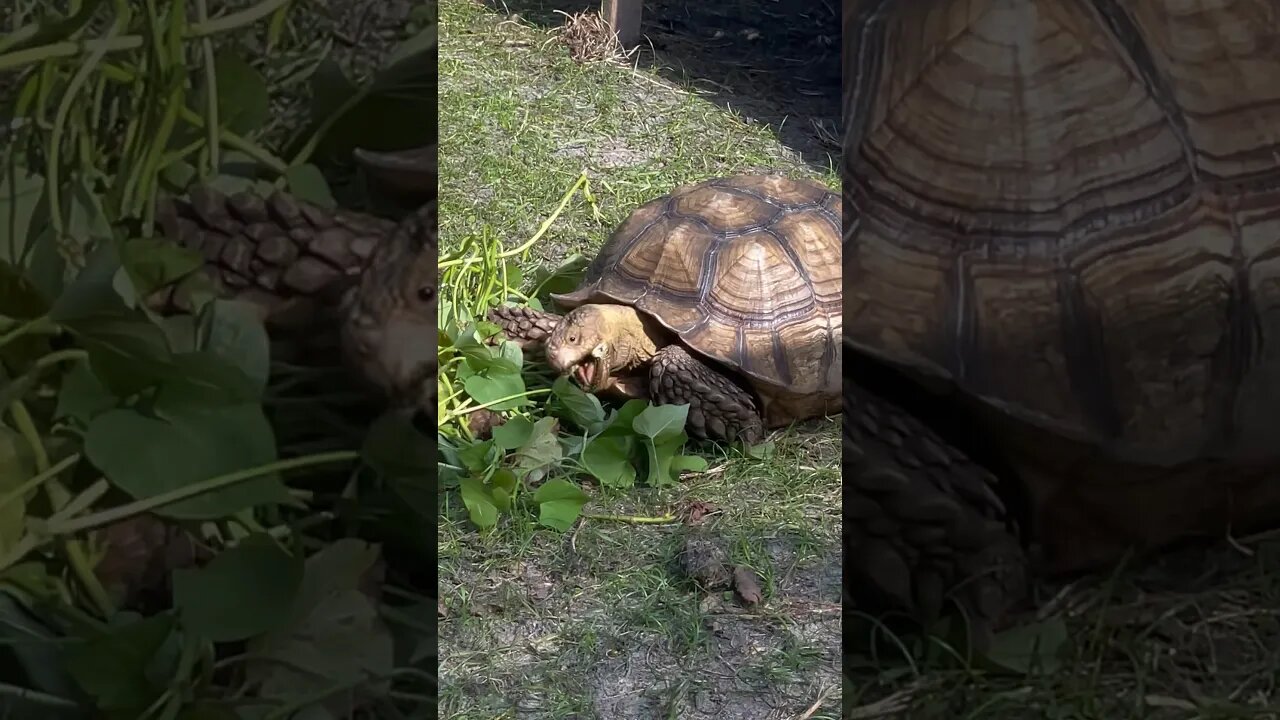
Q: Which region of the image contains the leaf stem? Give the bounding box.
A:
[437,172,590,269]
[5,400,114,618]
[0,681,80,709]
[0,453,80,515]
[581,513,678,524]
[0,316,57,350]
[44,450,360,535]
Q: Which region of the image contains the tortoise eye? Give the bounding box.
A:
[568,333,578,344]
[417,285,435,303]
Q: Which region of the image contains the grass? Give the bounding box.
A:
[846,534,1280,719]
[436,1,840,718]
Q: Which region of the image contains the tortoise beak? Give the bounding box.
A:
[545,344,580,376]
[354,144,437,201]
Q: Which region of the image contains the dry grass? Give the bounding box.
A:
[846,528,1280,718]
[549,10,629,64]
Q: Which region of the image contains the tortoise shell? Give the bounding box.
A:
[553,175,842,419]
[843,0,1280,466]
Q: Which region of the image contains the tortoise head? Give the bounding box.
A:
[545,305,611,391]
[339,202,438,413]
[545,304,658,392]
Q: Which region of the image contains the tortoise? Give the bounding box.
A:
[90,146,436,613]
[843,0,1280,637]
[147,144,438,413]
[488,175,842,445]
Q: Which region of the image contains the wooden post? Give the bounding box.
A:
[602,0,642,49]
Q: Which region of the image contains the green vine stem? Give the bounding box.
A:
[582,513,678,524]
[0,453,81,515]
[43,450,360,536]
[6,400,114,618]
[0,0,294,73]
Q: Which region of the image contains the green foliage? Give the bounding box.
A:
[0,0,435,716]
[437,178,709,533]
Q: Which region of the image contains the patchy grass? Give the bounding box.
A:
[846,533,1280,718]
[437,1,840,718]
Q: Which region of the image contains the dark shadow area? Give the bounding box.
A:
[480,0,841,170]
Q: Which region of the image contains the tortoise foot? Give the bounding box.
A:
[488,306,562,348]
[649,344,764,445]
[844,382,1027,646]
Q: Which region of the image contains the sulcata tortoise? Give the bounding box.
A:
[843,0,1280,634]
[489,175,842,445]
[147,144,438,412]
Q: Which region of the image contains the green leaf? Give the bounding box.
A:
[246,540,393,703]
[460,338,524,412]
[63,613,175,714]
[361,411,432,479]
[647,432,691,487]
[500,260,523,292]
[204,299,271,394]
[156,351,261,409]
[459,477,498,528]
[0,590,76,702]
[981,616,1068,674]
[670,454,708,474]
[456,439,497,473]
[530,254,588,299]
[511,417,562,483]
[462,372,527,412]
[307,59,359,130]
[457,335,522,375]
[601,399,649,437]
[283,163,336,209]
[84,404,292,519]
[49,242,127,323]
[632,403,689,442]
[74,313,175,397]
[490,468,517,511]
[580,434,636,488]
[204,51,270,135]
[64,177,113,252]
[491,415,532,450]
[158,314,199,353]
[173,534,303,642]
[745,441,775,460]
[307,41,434,175]
[533,478,588,532]
[550,375,605,431]
[118,236,203,298]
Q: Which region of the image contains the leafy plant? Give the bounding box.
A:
[437,175,708,532]
[0,0,434,716]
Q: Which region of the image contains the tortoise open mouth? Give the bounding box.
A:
[571,356,608,392]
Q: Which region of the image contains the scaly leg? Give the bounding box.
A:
[844,380,1027,649]
[648,344,764,444]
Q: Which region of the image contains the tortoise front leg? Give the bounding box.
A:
[487,306,563,349]
[648,344,764,445]
[844,380,1027,649]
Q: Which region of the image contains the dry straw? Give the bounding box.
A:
[547,9,634,64]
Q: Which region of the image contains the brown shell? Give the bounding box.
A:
[554,175,842,405]
[843,0,1280,465]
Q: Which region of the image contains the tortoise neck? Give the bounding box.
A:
[594,304,662,371]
